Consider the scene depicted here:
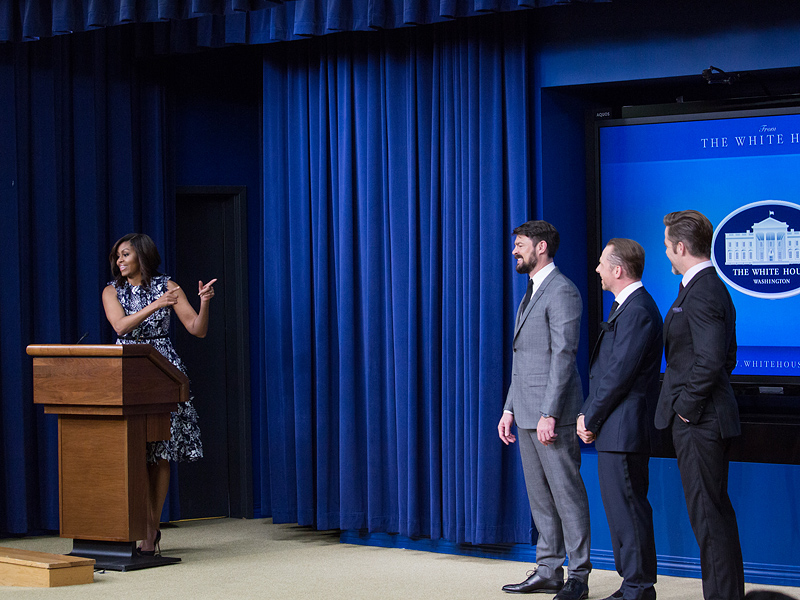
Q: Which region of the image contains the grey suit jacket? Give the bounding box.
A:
[504,267,583,429]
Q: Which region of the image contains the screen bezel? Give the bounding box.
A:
[586,101,800,394]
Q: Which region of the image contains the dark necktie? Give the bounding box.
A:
[608,300,619,320]
[520,279,533,314]
[679,281,685,293]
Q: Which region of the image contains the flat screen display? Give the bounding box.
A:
[597,107,800,379]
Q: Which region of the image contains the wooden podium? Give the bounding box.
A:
[26,344,188,571]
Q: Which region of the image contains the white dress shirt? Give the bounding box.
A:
[682,260,713,287]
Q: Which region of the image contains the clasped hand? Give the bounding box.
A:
[576,414,595,444]
[537,415,558,446]
[497,412,516,445]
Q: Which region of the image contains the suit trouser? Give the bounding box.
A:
[597,451,657,600]
[672,411,744,600]
[518,424,592,582]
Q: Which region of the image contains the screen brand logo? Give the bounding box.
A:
[712,200,800,298]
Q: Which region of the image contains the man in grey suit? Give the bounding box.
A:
[498,220,591,600]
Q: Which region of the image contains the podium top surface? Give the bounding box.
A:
[27,344,156,358]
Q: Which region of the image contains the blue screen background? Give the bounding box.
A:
[599,113,800,376]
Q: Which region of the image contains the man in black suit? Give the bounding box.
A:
[656,210,744,600]
[578,238,662,600]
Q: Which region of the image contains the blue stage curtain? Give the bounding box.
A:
[0,29,176,535]
[0,0,607,44]
[261,13,536,544]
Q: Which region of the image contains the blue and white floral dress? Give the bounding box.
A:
[111,274,203,464]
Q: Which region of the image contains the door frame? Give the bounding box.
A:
[176,185,253,518]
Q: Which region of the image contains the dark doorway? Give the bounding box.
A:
[174,186,253,519]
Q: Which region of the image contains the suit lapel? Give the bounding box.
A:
[663,266,714,344]
[663,286,686,344]
[589,287,644,365]
[514,268,559,340]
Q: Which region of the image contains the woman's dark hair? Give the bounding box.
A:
[109,233,162,287]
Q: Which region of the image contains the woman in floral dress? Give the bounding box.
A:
[102,233,216,555]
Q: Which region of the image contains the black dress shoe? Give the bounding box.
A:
[502,571,564,594]
[553,577,589,600]
[600,590,623,600]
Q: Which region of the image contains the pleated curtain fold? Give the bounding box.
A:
[260,15,538,544]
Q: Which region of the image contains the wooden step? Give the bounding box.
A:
[0,547,95,587]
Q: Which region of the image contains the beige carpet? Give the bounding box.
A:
[1,518,796,599]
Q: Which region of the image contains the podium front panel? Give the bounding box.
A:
[34,357,123,406]
[59,416,147,542]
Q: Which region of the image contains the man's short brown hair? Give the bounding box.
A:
[663,210,714,258]
[606,238,645,280]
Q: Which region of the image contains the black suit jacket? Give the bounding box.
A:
[655,266,740,439]
[582,286,663,453]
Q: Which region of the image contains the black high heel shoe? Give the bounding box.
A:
[136,530,162,557]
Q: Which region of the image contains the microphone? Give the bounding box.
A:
[76,332,89,344]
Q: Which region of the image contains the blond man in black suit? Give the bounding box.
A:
[656,210,744,600]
